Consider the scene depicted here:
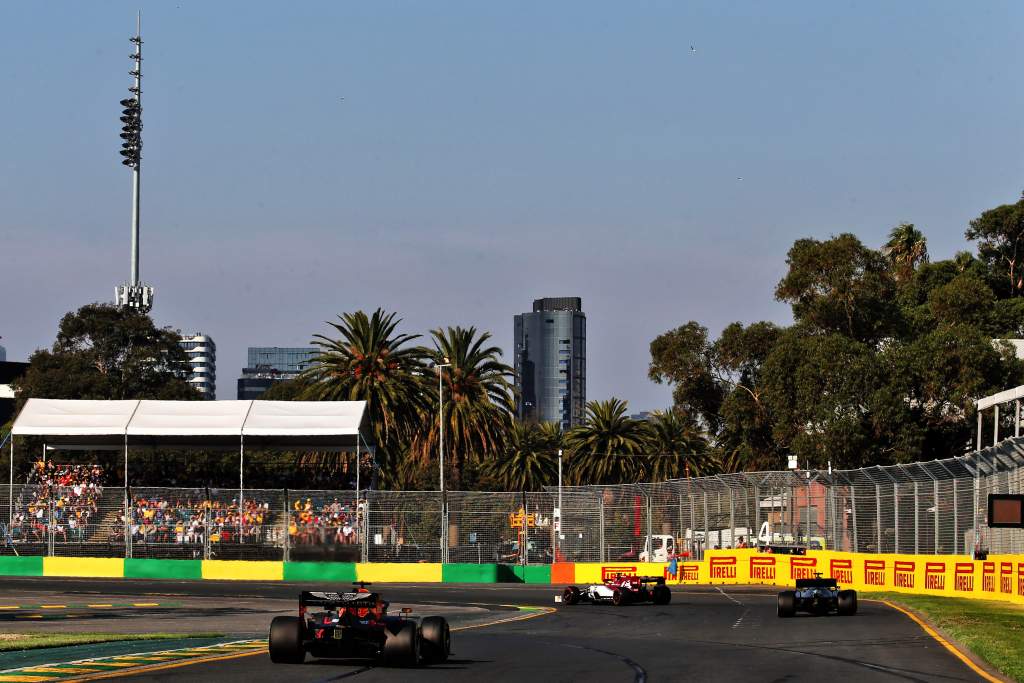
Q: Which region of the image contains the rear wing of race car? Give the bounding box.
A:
[635,576,667,585]
[299,591,379,608]
[794,578,838,589]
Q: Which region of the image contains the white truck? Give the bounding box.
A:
[637,527,755,562]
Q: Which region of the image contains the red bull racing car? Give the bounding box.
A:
[269,583,450,666]
[559,574,672,606]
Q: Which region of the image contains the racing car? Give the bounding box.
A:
[777,574,857,617]
[558,574,672,606]
[268,583,450,666]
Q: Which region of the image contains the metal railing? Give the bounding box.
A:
[3,440,1022,562]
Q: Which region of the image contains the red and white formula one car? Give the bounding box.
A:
[557,574,672,606]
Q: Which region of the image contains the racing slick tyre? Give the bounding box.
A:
[612,589,630,606]
[268,616,305,664]
[652,585,672,605]
[383,621,421,667]
[837,590,858,616]
[777,591,796,618]
[420,616,451,664]
[563,586,581,605]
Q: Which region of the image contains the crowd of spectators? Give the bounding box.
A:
[289,497,363,546]
[125,496,271,545]
[8,462,103,543]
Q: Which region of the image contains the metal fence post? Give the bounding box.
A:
[677,492,684,547]
[728,487,735,546]
[850,485,858,552]
[522,493,529,567]
[645,493,653,560]
[282,489,290,563]
[204,487,211,561]
[913,481,919,555]
[702,492,709,557]
[440,492,448,565]
[827,486,835,550]
[689,487,696,554]
[893,483,900,553]
[805,479,811,545]
[47,497,55,557]
[752,483,760,545]
[875,484,882,553]
[953,477,960,554]
[362,497,370,564]
[933,480,940,554]
[124,488,132,559]
[972,472,979,556]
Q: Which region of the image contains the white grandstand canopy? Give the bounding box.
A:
[11,398,369,450]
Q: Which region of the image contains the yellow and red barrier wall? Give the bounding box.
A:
[561,549,1024,606]
[0,551,1021,606]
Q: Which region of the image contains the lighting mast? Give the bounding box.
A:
[114,13,153,312]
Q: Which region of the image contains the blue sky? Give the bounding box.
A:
[1,2,1023,410]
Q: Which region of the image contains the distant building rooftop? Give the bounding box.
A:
[533,297,582,313]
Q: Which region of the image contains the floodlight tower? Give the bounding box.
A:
[114,13,154,312]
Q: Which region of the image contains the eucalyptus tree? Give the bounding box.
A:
[300,308,429,487]
[966,191,1024,297]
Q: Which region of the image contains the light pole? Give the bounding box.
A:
[115,13,153,312]
[556,448,563,562]
[435,360,451,495]
[435,360,451,563]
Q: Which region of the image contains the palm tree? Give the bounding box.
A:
[645,409,713,481]
[953,250,976,273]
[566,398,650,485]
[883,223,928,282]
[300,309,429,487]
[484,421,558,491]
[413,326,515,490]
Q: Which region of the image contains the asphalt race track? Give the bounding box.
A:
[0,578,988,682]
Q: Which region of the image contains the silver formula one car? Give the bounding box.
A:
[777,575,857,617]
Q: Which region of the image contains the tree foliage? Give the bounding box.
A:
[299,308,429,488]
[966,191,1024,297]
[412,326,515,490]
[775,233,898,342]
[566,398,651,485]
[651,196,1024,471]
[13,304,197,409]
[884,222,929,282]
[483,421,560,491]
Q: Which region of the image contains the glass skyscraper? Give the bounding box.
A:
[237,346,317,399]
[514,297,586,429]
[247,347,317,374]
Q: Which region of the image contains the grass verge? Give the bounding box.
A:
[0,632,223,652]
[865,592,1024,682]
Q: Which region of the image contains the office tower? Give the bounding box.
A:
[237,347,316,399]
[179,334,216,399]
[514,297,586,429]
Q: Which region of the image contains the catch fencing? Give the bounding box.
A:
[3,440,1023,563]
